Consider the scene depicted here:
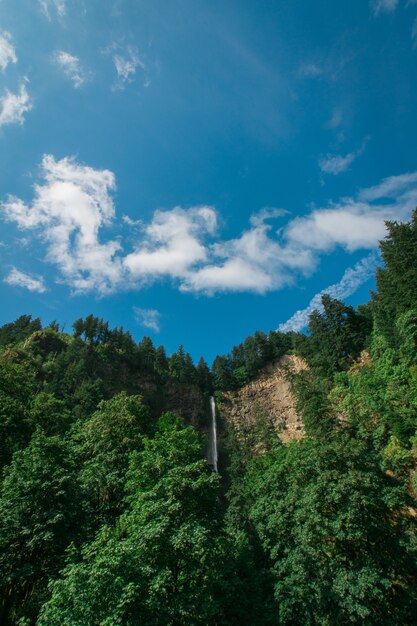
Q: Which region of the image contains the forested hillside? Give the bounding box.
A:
[2,211,417,624]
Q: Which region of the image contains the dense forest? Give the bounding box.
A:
[1,210,417,624]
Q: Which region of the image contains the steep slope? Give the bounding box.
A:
[219,354,307,444]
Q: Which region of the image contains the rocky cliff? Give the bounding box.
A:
[219,354,307,444]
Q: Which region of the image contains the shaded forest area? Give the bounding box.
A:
[2,211,417,624]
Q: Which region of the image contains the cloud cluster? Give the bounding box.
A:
[181,215,310,294]
[1,155,121,294]
[2,155,417,298]
[0,32,17,71]
[54,51,86,88]
[278,254,378,333]
[0,84,32,127]
[4,267,47,293]
[125,206,217,283]
[0,33,32,129]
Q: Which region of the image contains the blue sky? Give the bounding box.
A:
[1,0,417,363]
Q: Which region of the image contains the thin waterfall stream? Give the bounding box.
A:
[209,396,218,472]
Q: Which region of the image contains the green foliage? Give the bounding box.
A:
[154,344,169,380]
[330,337,417,447]
[211,354,234,390]
[76,392,152,523]
[137,335,156,372]
[245,434,417,625]
[28,392,71,436]
[73,315,109,345]
[293,369,336,437]
[0,360,35,470]
[381,436,414,477]
[196,356,213,394]
[169,344,197,384]
[373,207,417,344]
[396,309,417,365]
[0,430,81,623]
[302,294,370,378]
[24,328,68,359]
[213,330,294,390]
[0,315,41,350]
[39,417,228,625]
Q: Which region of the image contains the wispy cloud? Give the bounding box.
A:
[39,0,66,20]
[112,46,145,89]
[412,17,417,45]
[2,156,417,297]
[4,267,47,293]
[54,51,87,88]
[299,63,324,78]
[0,83,32,127]
[326,109,343,129]
[0,32,17,71]
[102,42,148,90]
[278,254,378,333]
[133,307,161,333]
[319,139,368,176]
[298,51,352,83]
[319,152,357,176]
[371,0,399,15]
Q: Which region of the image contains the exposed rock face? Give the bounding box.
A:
[220,354,307,443]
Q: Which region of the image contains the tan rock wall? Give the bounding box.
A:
[220,354,307,443]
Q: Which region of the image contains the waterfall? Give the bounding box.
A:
[208,396,218,472]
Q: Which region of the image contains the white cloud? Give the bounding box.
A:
[283,170,417,260]
[113,46,145,89]
[1,155,122,294]
[133,307,161,333]
[371,0,399,15]
[181,216,312,294]
[125,206,307,295]
[124,206,216,281]
[2,156,417,297]
[54,51,86,88]
[39,0,66,19]
[4,267,47,293]
[319,139,368,176]
[0,84,32,127]
[319,152,357,175]
[285,207,387,252]
[278,254,378,333]
[0,32,17,71]
[358,170,417,202]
